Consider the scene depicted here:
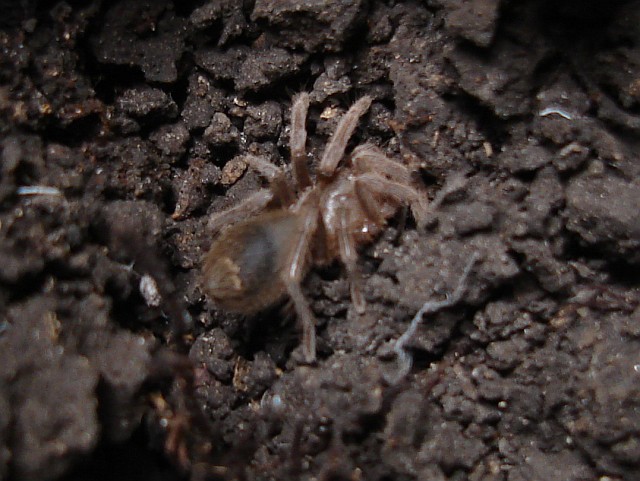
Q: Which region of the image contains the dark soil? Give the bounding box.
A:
[1,1,640,480]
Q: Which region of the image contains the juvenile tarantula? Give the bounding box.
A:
[202,93,431,362]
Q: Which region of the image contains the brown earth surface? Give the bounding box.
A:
[1,1,640,480]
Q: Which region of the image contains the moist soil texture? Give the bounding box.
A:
[1,1,640,480]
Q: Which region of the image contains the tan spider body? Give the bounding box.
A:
[202,93,429,362]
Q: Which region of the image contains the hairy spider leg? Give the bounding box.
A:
[336,203,366,313]
[319,96,372,177]
[290,93,312,190]
[351,143,416,228]
[207,189,274,235]
[243,154,295,206]
[351,143,412,184]
[283,204,320,363]
[353,172,430,229]
[353,179,387,226]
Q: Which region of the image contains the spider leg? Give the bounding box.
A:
[290,93,312,190]
[353,179,387,226]
[351,143,412,184]
[354,172,431,229]
[244,154,295,206]
[282,206,319,363]
[243,154,283,180]
[336,205,366,314]
[207,189,274,235]
[319,96,372,177]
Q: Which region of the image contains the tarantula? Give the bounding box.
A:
[202,93,431,362]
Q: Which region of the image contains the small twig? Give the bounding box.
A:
[17,185,62,196]
[539,106,573,120]
[386,252,479,384]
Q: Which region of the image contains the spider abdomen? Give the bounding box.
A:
[202,210,300,313]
